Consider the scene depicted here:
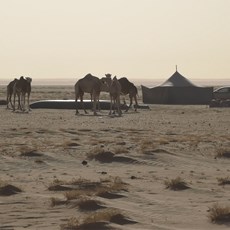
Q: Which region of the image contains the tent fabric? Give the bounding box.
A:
[160,71,197,87]
[142,71,213,105]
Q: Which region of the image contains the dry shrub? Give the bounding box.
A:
[105,176,127,192]
[208,203,230,223]
[140,139,157,154]
[87,146,105,159]
[61,209,135,229]
[48,178,102,192]
[64,177,127,201]
[164,177,190,191]
[113,146,129,154]
[65,190,93,201]
[217,177,230,186]
[18,146,42,157]
[216,148,230,159]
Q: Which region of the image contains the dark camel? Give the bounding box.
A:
[74,73,108,115]
[118,77,138,112]
[104,74,122,116]
[13,76,32,111]
[6,78,18,109]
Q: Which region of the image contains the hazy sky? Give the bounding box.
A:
[0,0,230,83]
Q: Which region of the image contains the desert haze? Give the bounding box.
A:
[0,85,230,230]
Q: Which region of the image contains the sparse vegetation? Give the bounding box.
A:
[208,203,230,223]
[48,176,128,203]
[217,177,230,186]
[164,177,190,191]
[140,139,157,154]
[18,146,42,157]
[48,178,102,191]
[113,146,129,154]
[60,209,135,230]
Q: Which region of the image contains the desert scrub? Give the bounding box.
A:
[60,209,134,229]
[48,178,102,191]
[208,203,230,223]
[64,177,128,201]
[113,146,129,154]
[164,177,190,191]
[140,139,157,154]
[217,177,230,186]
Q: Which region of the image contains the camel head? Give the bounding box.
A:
[105,73,112,79]
[25,77,32,83]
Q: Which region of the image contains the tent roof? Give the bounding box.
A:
[160,71,197,87]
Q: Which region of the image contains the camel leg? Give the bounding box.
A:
[93,97,97,116]
[126,95,133,112]
[109,96,113,115]
[113,98,116,114]
[134,95,138,112]
[27,93,31,111]
[13,93,17,111]
[18,92,23,110]
[75,94,79,115]
[80,93,87,114]
[95,94,100,113]
[9,94,13,109]
[6,93,10,109]
[22,93,26,111]
[117,97,122,116]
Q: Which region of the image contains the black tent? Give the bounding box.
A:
[141,71,213,105]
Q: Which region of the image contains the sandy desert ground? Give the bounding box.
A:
[0,85,230,230]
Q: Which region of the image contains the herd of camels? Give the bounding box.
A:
[6,73,138,116]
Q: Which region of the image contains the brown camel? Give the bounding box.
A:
[13,76,32,111]
[90,78,109,111]
[118,77,138,112]
[104,74,122,116]
[74,73,108,115]
[21,77,32,111]
[6,78,18,109]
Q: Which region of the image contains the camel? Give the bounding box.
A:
[13,76,32,111]
[6,78,18,109]
[74,73,108,115]
[90,78,109,111]
[118,77,138,112]
[104,74,122,116]
[21,77,32,111]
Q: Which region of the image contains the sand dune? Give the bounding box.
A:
[0,89,230,229]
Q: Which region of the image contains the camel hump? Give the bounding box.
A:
[118,77,136,95]
[83,73,99,81]
[118,77,131,85]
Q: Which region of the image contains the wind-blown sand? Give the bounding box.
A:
[0,86,229,229]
